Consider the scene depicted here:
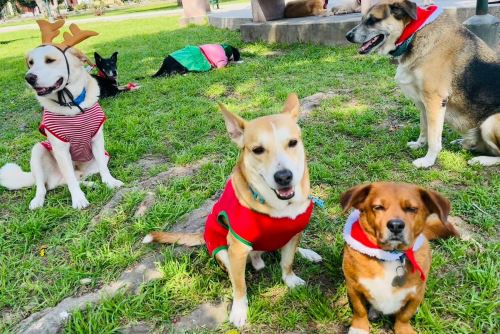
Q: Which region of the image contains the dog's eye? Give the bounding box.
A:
[404,207,418,214]
[288,139,298,148]
[365,16,380,26]
[373,205,385,211]
[28,59,34,66]
[45,58,55,64]
[252,146,265,155]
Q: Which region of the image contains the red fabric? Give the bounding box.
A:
[204,179,314,256]
[351,220,426,281]
[39,103,106,162]
[395,5,439,46]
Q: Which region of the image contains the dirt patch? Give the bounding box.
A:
[300,90,352,119]
[172,302,228,332]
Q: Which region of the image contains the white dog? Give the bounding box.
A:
[0,21,123,209]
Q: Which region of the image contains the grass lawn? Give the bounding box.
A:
[0,14,499,334]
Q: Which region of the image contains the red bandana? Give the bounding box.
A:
[344,211,426,281]
[395,5,443,46]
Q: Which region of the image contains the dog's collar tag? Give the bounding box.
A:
[392,255,407,287]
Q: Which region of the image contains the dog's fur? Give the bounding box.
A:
[142,94,322,328]
[341,182,459,334]
[152,45,241,78]
[284,0,328,18]
[346,0,500,167]
[0,44,123,209]
[92,52,120,98]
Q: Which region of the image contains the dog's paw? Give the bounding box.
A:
[407,140,426,150]
[283,274,305,288]
[450,138,464,146]
[297,247,322,262]
[29,196,45,210]
[103,177,123,189]
[412,156,436,168]
[468,156,500,166]
[368,306,382,321]
[71,190,89,209]
[229,298,248,328]
[250,253,266,271]
[348,327,369,334]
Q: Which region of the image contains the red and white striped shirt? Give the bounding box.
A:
[39,103,106,162]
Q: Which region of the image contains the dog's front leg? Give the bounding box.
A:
[91,129,123,189]
[393,295,422,334]
[227,234,251,328]
[29,143,49,209]
[413,94,446,168]
[281,233,305,288]
[346,281,370,334]
[48,134,89,209]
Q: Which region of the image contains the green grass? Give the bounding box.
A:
[0,14,499,334]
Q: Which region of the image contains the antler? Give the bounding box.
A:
[61,23,98,48]
[36,19,65,44]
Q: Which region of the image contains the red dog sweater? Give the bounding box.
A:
[39,103,106,162]
[204,179,314,257]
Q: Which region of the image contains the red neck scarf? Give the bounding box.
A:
[395,5,443,46]
[344,211,427,281]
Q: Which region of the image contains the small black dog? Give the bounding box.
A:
[152,44,241,78]
[92,52,139,98]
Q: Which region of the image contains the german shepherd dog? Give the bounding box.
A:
[346,0,500,167]
[143,94,322,328]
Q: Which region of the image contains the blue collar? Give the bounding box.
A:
[73,88,86,106]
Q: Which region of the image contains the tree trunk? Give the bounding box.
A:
[177,0,182,7]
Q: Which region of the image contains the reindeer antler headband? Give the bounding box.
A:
[36,19,98,49]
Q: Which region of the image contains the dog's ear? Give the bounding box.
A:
[94,52,102,63]
[390,0,417,20]
[111,51,118,62]
[219,103,246,148]
[69,48,90,64]
[340,184,372,212]
[420,188,451,224]
[282,93,300,121]
[232,47,241,62]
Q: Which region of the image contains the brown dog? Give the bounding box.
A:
[284,0,328,18]
[340,182,459,334]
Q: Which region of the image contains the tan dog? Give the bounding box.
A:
[284,0,328,18]
[340,182,459,334]
[143,94,322,328]
[346,0,500,167]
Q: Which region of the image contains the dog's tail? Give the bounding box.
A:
[142,231,205,246]
[424,214,460,241]
[0,163,35,190]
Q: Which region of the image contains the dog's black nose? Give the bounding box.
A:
[25,73,37,85]
[274,169,293,186]
[387,219,405,234]
[346,31,355,42]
